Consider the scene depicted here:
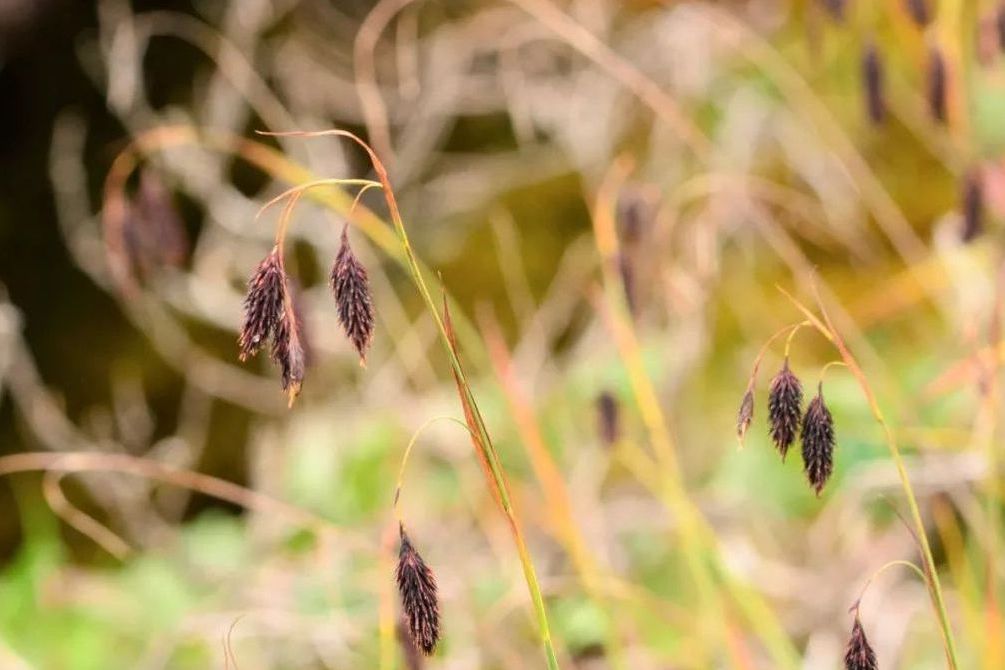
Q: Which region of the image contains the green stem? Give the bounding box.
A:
[266,130,560,668]
[780,286,960,669]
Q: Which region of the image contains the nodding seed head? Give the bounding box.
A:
[597,391,620,447]
[736,389,755,443]
[331,226,375,365]
[961,168,985,243]
[768,359,803,460]
[239,247,285,362]
[927,47,948,124]
[844,616,878,670]
[862,43,886,125]
[396,525,440,656]
[801,384,836,496]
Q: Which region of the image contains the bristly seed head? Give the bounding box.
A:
[737,389,755,444]
[927,47,948,124]
[239,247,285,362]
[961,168,984,243]
[396,525,440,656]
[331,226,375,365]
[801,384,836,496]
[596,391,620,447]
[844,615,878,670]
[862,43,886,125]
[768,358,803,460]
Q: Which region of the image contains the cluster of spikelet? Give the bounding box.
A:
[237,225,374,405]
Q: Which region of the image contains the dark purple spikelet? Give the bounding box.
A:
[597,391,620,447]
[928,47,948,124]
[135,169,188,269]
[239,247,285,361]
[801,384,836,496]
[737,389,755,444]
[271,306,306,406]
[396,525,440,656]
[331,226,375,365]
[617,189,651,246]
[998,3,1005,52]
[961,168,985,243]
[821,0,845,21]
[844,616,878,670]
[905,0,931,27]
[768,358,803,460]
[862,43,886,125]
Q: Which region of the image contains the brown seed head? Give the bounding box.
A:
[927,47,948,124]
[961,168,985,243]
[239,247,285,361]
[862,43,886,125]
[396,526,440,656]
[331,226,375,365]
[736,389,755,443]
[768,359,803,460]
[844,616,878,670]
[801,384,835,495]
[597,391,620,447]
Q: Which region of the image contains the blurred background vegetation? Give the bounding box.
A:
[0,0,1004,667]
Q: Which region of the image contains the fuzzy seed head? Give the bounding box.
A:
[862,44,886,125]
[737,389,755,443]
[396,527,439,656]
[332,227,375,365]
[961,169,984,243]
[239,248,285,361]
[844,617,878,670]
[597,391,620,447]
[801,386,835,495]
[928,47,948,124]
[768,359,803,460]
